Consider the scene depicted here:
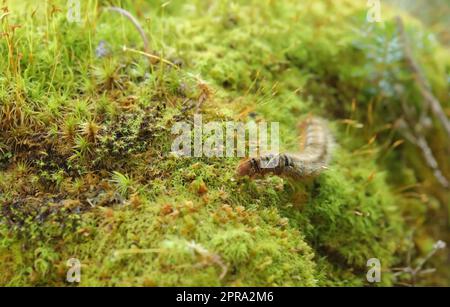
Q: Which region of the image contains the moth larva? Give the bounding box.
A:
[236,117,334,179]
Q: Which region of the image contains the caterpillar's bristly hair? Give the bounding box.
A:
[237,117,334,179]
[105,7,154,66]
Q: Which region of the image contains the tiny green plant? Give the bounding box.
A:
[110,171,135,198]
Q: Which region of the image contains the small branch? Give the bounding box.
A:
[105,7,150,53]
[396,16,450,138]
[391,239,446,286]
[122,46,178,69]
[104,6,154,67]
[188,241,228,280]
[415,135,449,188]
[0,12,10,21]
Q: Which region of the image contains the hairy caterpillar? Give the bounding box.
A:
[236,117,334,179]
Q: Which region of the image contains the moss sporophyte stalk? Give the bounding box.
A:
[0,0,448,286]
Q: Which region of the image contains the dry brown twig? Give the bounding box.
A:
[105,7,150,53]
[104,6,156,66]
[391,239,446,286]
[188,241,228,280]
[394,16,449,188]
[112,241,228,280]
[104,6,208,112]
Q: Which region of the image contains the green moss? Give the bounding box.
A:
[0,0,448,286]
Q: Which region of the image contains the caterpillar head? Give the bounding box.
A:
[236,158,257,177]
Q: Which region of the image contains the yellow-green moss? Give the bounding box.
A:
[0,0,448,286]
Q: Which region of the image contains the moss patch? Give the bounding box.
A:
[0,0,449,286]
